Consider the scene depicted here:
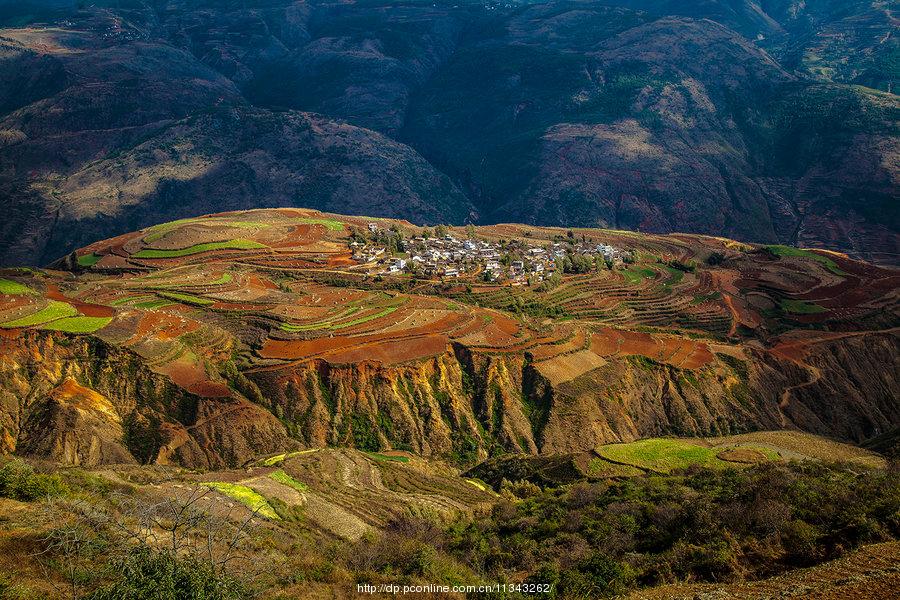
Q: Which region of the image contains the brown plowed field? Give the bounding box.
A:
[590,328,713,369]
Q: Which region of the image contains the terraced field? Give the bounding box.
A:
[0,208,896,468]
[185,449,495,540]
[593,431,885,474]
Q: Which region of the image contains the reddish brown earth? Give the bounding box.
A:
[0,208,896,468]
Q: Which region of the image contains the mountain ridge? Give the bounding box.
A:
[0,0,897,265]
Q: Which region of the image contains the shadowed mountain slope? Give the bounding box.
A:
[0,0,897,265]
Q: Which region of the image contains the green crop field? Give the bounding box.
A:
[270,469,308,492]
[622,266,656,285]
[39,316,113,334]
[766,245,847,276]
[365,452,410,463]
[144,219,272,243]
[76,253,102,267]
[662,266,685,285]
[260,449,318,466]
[0,278,35,295]
[0,301,78,328]
[133,239,267,258]
[780,298,827,314]
[110,295,153,306]
[202,482,280,520]
[292,217,345,231]
[597,438,778,473]
[330,306,399,329]
[278,302,402,333]
[278,307,361,332]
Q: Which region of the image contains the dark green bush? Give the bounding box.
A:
[0,460,69,501]
[86,548,248,600]
[434,461,899,592]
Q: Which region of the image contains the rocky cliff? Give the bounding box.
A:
[0,331,293,468]
[3,327,895,469]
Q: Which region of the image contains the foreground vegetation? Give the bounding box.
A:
[1,456,896,599]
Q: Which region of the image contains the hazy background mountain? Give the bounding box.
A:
[0,0,897,265]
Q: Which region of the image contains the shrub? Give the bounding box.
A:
[0,460,69,501]
[86,548,248,600]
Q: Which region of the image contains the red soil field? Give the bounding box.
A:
[0,295,34,314]
[131,311,200,341]
[258,312,469,361]
[46,284,115,317]
[324,334,449,366]
[248,274,278,290]
[158,361,231,398]
[590,328,713,370]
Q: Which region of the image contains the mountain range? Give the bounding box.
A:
[0,0,897,266]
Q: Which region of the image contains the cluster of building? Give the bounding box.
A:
[350,224,631,285]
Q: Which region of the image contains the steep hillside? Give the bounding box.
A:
[0,209,896,469]
[0,5,474,266]
[0,0,897,265]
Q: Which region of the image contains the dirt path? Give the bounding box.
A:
[723,294,740,337]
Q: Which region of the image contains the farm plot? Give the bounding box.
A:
[276,449,495,535]
[0,278,36,294]
[202,482,280,520]
[0,300,78,328]
[533,349,608,386]
[132,239,268,258]
[39,316,113,334]
[589,328,714,370]
[596,438,779,473]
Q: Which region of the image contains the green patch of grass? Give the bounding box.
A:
[598,439,733,473]
[76,253,102,267]
[691,291,721,305]
[780,299,827,314]
[622,266,656,285]
[0,300,78,328]
[132,239,267,259]
[110,295,153,306]
[259,449,318,466]
[291,217,345,231]
[765,245,847,276]
[0,278,35,295]
[39,316,113,334]
[209,273,233,285]
[661,266,684,286]
[202,482,280,520]
[365,452,410,463]
[270,469,308,492]
[0,459,69,501]
[158,292,214,306]
[464,478,493,493]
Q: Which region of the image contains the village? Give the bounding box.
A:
[349,222,633,285]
